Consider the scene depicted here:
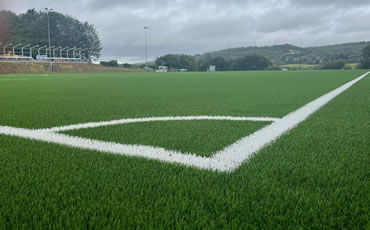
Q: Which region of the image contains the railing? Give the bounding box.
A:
[0,42,90,63]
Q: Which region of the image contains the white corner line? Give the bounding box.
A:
[0,71,368,173]
[211,71,369,171]
[40,116,281,132]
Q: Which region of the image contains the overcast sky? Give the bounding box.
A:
[2,0,370,63]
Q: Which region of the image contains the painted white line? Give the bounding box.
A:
[33,78,63,80]
[212,71,370,170]
[0,78,62,81]
[0,126,215,170]
[0,72,368,172]
[0,78,27,81]
[41,116,280,132]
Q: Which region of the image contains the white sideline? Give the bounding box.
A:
[0,72,368,172]
[0,78,63,81]
[0,79,28,81]
[42,116,281,132]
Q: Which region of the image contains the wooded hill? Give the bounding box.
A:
[196,41,370,65]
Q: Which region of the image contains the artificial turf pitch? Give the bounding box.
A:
[0,70,369,228]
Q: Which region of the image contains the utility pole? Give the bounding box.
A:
[46,8,53,71]
[144,26,149,70]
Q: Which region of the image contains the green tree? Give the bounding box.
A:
[210,56,229,71]
[7,9,102,59]
[196,54,212,71]
[100,60,117,67]
[155,54,196,71]
[359,44,370,69]
[321,60,345,69]
[230,54,271,71]
[0,10,18,43]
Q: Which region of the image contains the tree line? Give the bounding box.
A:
[0,9,102,59]
[199,42,370,65]
[149,43,370,71]
[152,54,274,71]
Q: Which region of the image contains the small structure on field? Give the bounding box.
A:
[209,65,216,72]
[156,66,168,72]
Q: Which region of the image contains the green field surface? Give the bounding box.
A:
[64,120,270,157]
[0,70,369,228]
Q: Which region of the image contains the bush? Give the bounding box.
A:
[230,55,272,71]
[321,61,345,69]
[359,44,370,69]
[100,60,118,67]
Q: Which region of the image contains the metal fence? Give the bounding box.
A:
[0,42,90,63]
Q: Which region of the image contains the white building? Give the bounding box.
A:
[156,66,168,72]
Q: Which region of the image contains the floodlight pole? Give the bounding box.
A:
[13,44,22,56]
[3,43,12,56]
[21,44,30,57]
[46,8,53,71]
[144,26,149,70]
[30,45,39,58]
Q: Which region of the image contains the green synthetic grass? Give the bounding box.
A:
[0,70,369,229]
[64,120,270,157]
[0,70,364,129]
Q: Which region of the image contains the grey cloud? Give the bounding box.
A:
[2,0,370,62]
[289,0,370,8]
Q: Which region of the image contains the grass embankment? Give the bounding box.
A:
[0,62,139,74]
[0,70,368,228]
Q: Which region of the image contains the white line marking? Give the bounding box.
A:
[0,126,214,169]
[212,71,369,169]
[0,78,62,81]
[0,72,368,172]
[34,78,63,80]
[0,78,27,81]
[41,116,280,132]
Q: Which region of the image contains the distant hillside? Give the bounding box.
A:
[196,41,370,65]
